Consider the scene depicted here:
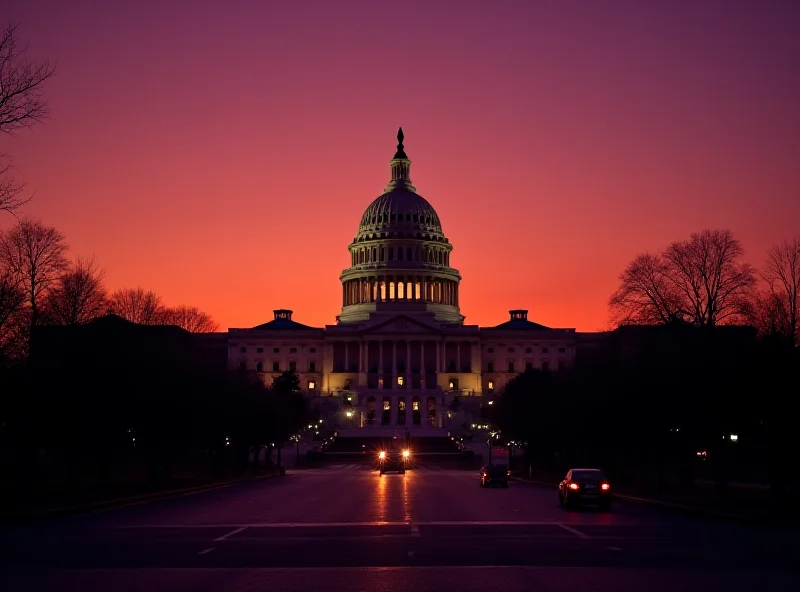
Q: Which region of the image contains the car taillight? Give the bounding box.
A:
[601,483,610,491]
[507,470,511,476]
[568,483,579,490]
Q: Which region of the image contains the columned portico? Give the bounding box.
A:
[331,337,480,392]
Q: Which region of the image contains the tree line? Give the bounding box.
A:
[609,228,799,347]
[492,227,799,505]
[1,356,312,504]
[0,217,219,364]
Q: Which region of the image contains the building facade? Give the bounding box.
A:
[228,130,579,435]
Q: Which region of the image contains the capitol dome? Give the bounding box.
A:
[339,129,463,325]
[358,189,443,237]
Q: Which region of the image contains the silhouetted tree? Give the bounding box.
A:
[761,238,800,346]
[664,229,756,326]
[163,305,218,332]
[42,257,107,325]
[271,370,301,394]
[0,271,24,362]
[0,22,57,213]
[0,218,69,335]
[609,253,684,325]
[107,287,168,325]
[610,230,756,328]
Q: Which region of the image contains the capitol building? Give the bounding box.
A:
[227,130,579,435]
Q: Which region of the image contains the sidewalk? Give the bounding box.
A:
[1,468,282,524]
[510,473,781,524]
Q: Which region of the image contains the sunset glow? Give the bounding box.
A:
[4,0,799,331]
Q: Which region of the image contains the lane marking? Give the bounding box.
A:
[408,551,415,557]
[608,546,622,551]
[559,524,589,539]
[410,524,421,537]
[214,526,248,541]
[121,520,615,529]
[197,548,215,555]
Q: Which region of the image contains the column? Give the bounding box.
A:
[379,340,384,377]
[344,342,349,372]
[471,341,481,394]
[435,341,440,373]
[358,341,364,372]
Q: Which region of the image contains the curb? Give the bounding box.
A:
[509,476,752,522]
[3,471,282,524]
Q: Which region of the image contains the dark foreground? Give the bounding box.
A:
[1,460,798,591]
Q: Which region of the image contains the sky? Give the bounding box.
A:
[3,0,799,331]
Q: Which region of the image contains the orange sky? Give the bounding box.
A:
[4,0,799,331]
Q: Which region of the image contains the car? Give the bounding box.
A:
[378,448,409,474]
[480,464,510,488]
[558,468,612,509]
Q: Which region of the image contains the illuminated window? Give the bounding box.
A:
[384,400,390,410]
[378,377,384,388]
[397,376,404,386]
[412,400,420,411]
[308,381,316,390]
[488,381,494,391]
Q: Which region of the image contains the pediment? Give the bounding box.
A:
[361,314,442,335]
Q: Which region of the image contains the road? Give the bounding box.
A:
[1,461,798,591]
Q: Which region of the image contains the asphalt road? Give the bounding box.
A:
[1,460,798,591]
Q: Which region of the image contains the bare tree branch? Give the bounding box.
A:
[163,305,219,333]
[609,252,685,325]
[761,238,800,346]
[42,256,108,325]
[0,21,56,134]
[107,287,169,325]
[0,21,56,214]
[0,154,30,213]
[0,217,69,334]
